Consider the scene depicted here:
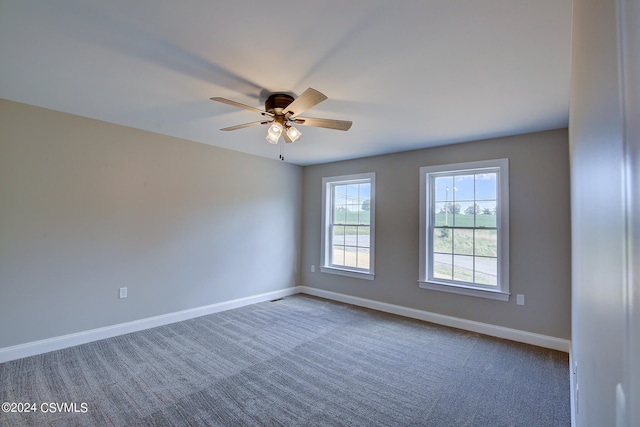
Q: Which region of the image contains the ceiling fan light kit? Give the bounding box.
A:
[211,88,352,159]
[286,125,302,142]
[266,122,283,144]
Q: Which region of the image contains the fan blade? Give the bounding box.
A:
[293,117,352,131]
[220,120,270,131]
[211,97,273,117]
[282,88,328,117]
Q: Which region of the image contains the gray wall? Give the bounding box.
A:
[301,129,571,339]
[0,99,302,349]
[569,0,639,425]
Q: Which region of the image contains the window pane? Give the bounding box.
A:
[474,256,497,285]
[345,207,359,224]
[359,182,371,200]
[454,175,474,200]
[434,203,451,226]
[433,253,453,280]
[334,185,347,204]
[433,228,452,253]
[357,226,370,248]
[332,245,345,266]
[453,229,473,255]
[346,184,359,202]
[357,248,370,269]
[343,246,357,268]
[434,176,454,202]
[453,255,474,282]
[475,229,497,257]
[477,203,497,227]
[359,208,370,225]
[334,205,347,224]
[456,202,475,227]
[448,203,461,226]
[344,226,358,246]
[475,173,497,200]
[332,226,345,245]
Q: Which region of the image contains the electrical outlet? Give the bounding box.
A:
[516,294,525,305]
[311,265,315,273]
[119,287,128,299]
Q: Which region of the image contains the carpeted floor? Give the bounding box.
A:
[0,295,570,426]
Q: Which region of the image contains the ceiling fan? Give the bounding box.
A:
[211,88,352,146]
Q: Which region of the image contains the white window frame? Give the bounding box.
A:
[321,172,375,280]
[418,159,510,301]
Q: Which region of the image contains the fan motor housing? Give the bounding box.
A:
[265,94,294,114]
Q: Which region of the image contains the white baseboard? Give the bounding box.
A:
[0,285,570,363]
[0,287,298,364]
[298,286,571,353]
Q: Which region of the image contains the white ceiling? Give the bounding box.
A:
[0,0,572,166]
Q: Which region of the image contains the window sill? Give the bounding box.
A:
[418,280,510,301]
[321,266,375,281]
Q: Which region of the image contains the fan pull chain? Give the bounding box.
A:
[279,140,285,161]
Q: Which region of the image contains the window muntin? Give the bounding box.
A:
[321,173,375,280]
[419,160,509,300]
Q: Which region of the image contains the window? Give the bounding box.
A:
[419,159,509,300]
[321,173,375,280]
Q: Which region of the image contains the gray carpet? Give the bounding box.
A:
[0,295,570,426]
